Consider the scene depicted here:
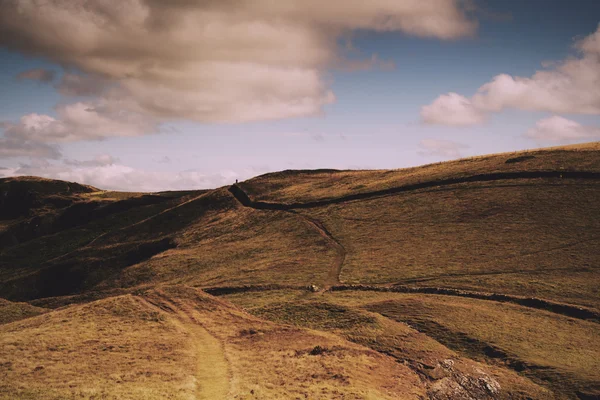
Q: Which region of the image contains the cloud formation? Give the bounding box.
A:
[420,93,486,126]
[56,73,109,97]
[64,154,119,167]
[421,24,600,125]
[0,0,475,144]
[418,138,468,158]
[1,103,159,145]
[16,68,56,83]
[525,116,600,143]
[0,136,61,159]
[0,157,266,192]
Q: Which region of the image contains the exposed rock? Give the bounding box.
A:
[427,360,501,400]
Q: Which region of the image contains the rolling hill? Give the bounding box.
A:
[1,143,599,399]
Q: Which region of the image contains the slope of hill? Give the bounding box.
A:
[237,143,600,204]
[0,143,599,399]
[1,285,552,400]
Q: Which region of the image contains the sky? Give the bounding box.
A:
[0,0,599,191]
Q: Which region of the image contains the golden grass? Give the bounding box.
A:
[362,293,600,376]
[1,144,599,399]
[100,196,336,289]
[299,180,600,308]
[224,290,552,399]
[0,295,196,399]
[159,286,430,399]
[1,286,438,399]
[323,290,600,398]
[415,269,600,309]
[82,191,146,201]
[240,144,600,203]
[0,298,48,324]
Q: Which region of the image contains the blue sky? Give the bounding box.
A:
[0,0,599,191]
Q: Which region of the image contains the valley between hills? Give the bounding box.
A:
[1,143,599,399]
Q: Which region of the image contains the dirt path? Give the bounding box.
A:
[290,211,346,288]
[229,187,345,289]
[202,283,600,323]
[229,185,347,289]
[230,171,600,210]
[138,292,230,399]
[226,183,600,319]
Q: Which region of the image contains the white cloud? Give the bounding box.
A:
[2,157,265,192]
[108,63,336,123]
[418,138,468,158]
[421,24,600,126]
[578,25,600,55]
[0,0,475,129]
[525,116,600,143]
[2,103,159,143]
[420,93,486,126]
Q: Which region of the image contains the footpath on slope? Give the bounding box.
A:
[138,290,230,400]
[230,170,600,210]
[230,184,346,289]
[289,211,346,289]
[226,183,600,323]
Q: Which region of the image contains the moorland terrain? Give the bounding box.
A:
[1,143,599,399]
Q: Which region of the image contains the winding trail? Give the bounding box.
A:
[138,291,230,399]
[202,283,600,323]
[289,211,346,288]
[230,184,346,288]
[230,170,600,210]
[226,182,600,323]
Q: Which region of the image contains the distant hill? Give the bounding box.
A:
[0,176,97,218]
[1,143,599,399]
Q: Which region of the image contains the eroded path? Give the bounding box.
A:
[229,185,346,289]
[226,184,600,322]
[138,291,230,400]
[289,211,346,288]
[230,171,600,210]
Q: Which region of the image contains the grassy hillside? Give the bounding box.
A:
[298,179,600,308]
[1,285,450,399]
[238,143,600,204]
[0,298,47,324]
[0,143,598,399]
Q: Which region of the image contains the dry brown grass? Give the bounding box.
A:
[0,298,47,324]
[0,294,195,399]
[224,290,552,399]
[82,191,146,201]
[240,144,600,203]
[102,198,336,289]
[322,290,600,398]
[0,176,98,194]
[1,286,436,399]
[1,144,599,399]
[299,179,600,308]
[1,187,339,300]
